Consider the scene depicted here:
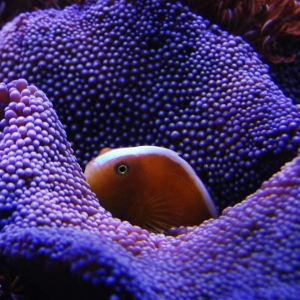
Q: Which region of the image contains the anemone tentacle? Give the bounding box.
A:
[181,0,300,63]
[0,79,299,299]
[0,0,300,298]
[1,0,300,210]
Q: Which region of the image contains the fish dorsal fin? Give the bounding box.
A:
[98,147,112,155]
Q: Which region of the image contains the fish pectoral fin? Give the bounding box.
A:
[140,193,183,231]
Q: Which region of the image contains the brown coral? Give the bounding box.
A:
[181,0,300,63]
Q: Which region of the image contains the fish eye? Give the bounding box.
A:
[115,163,129,176]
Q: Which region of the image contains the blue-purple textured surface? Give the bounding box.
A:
[0,80,300,299]
[0,0,300,298]
[1,0,300,210]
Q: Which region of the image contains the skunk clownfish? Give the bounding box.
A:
[84,146,218,232]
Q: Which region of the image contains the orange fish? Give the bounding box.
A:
[84,146,218,231]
